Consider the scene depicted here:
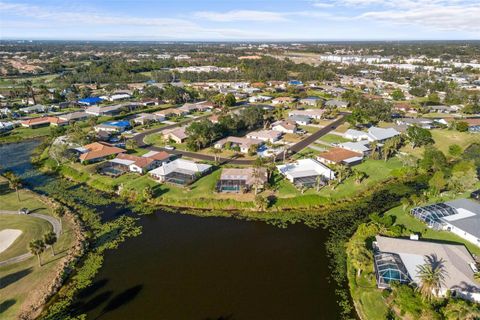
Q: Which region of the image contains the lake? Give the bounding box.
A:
[0,141,342,319]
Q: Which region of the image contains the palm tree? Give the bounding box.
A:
[416,254,448,301]
[210,147,221,165]
[443,299,480,320]
[22,80,36,104]
[29,239,46,267]
[353,170,367,184]
[334,164,352,183]
[4,171,21,202]
[369,141,380,160]
[143,186,153,201]
[43,232,57,256]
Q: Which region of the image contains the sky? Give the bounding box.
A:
[0,0,479,41]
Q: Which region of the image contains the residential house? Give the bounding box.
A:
[133,113,165,126]
[337,141,371,155]
[288,115,311,126]
[288,80,303,86]
[325,99,349,108]
[271,97,296,105]
[396,118,435,129]
[78,97,103,106]
[106,151,171,174]
[149,159,211,185]
[21,116,67,128]
[0,121,14,132]
[59,111,90,123]
[19,104,47,114]
[299,97,323,107]
[271,120,297,134]
[77,142,126,163]
[179,101,215,113]
[214,136,263,154]
[102,93,131,102]
[288,109,325,120]
[277,158,335,188]
[246,130,282,143]
[344,127,400,143]
[373,235,480,302]
[248,95,272,103]
[317,148,364,166]
[411,198,480,247]
[216,167,268,193]
[155,108,187,118]
[94,120,131,133]
[163,127,188,144]
[462,118,480,133]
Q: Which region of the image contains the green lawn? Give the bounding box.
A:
[400,129,480,157]
[0,126,52,144]
[0,179,74,320]
[317,133,350,144]
[0,216,52,261]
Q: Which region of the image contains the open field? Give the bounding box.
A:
[400,129,480,157]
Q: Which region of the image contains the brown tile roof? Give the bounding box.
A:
[463,118,480,126]
[79,142,126,161]
[117,153,154,168]
[21,116,67,126]
[317,147,363,163]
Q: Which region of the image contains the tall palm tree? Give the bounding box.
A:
[4,171,21,202]
[443,299,480,320]
[43,232,57,256]
[416,254,448,301]
[29,240,46,267]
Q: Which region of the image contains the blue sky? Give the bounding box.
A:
[0,0,479,40]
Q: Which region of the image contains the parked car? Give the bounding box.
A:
[164,145,175,150]
[18,208,29,214]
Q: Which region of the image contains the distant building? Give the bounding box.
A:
[271,120,297,134]
[94,120,131,133]
[78,97,103,106]
[163,127,188,144]
[76,142,126,163]
[246,129,282,143]
[214,136,263,154]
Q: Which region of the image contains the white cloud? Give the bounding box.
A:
[312,2,335,8]
[194,10,288,22]
[357,2,480,32]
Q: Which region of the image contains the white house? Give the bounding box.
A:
[149,159,211,185]
[344,127,400,143]
[246,130,282,143]
[374,235,480,302]
[411,199,480,248]
[277,158,335,188]
[248,95,272,103]
[271,120,297,134]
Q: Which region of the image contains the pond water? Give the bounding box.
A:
[0,141,342,319]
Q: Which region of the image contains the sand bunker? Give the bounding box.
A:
[0,229,23,254]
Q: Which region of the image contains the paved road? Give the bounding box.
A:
[133,111,346,165]
[0,211,62,267]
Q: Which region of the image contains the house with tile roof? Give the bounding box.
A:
[77,142,126,163]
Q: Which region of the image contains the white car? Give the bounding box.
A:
[164,145,175,150]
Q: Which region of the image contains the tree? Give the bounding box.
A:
[406,125,433,148]
[442,299,480,320]
[334,164,352,183]
[449,160,478,192]
[391,89,405,101]
[420,147,447,173]
[382,135,402,161]
[4,171,21,202]
[223,93,236,107]
[353,170,368,184]
[254,194,269,211]
[416,254,448,301]
[29,239,46,267]
[453,121,469,132]
[43,231,57,256]
[347,239,373,277]
[448,144,462,158]
[429,171,447,195]
[49,143,71,166]
[143,186,154,201]
[126,139,138,151]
